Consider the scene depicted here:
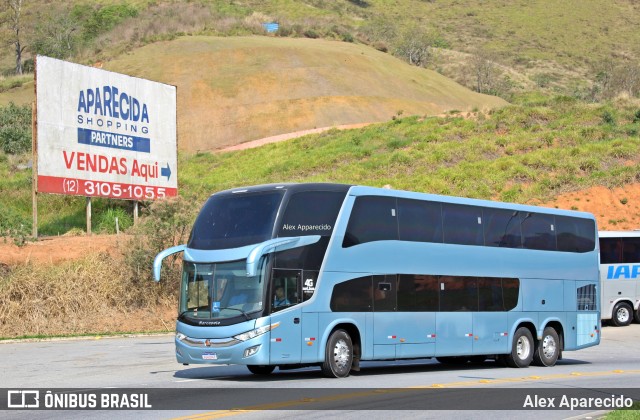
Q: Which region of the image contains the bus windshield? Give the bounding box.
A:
[180,260,266,321]
[188,191,284,250]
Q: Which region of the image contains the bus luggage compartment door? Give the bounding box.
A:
[435,312,473,356]
[269,308,302,364]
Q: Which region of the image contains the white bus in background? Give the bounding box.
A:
[599,231,640,326]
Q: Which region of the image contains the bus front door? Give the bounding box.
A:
[269,269,303,365]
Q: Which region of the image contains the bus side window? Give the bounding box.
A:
[272,269,301,311]
[330,276,372,312]
[521,212,556,251]
[343,196,398,247]
[373,275,396,312]
[442,203,483,246]
[622,238,640,264]
[600,238,622,264]
[439,276,478,311]
[397,274,438,311]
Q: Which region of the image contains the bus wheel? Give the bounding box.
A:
[247,365,275,375]
[635,307,640,324]
[532,327,560,367]
[505,327,534,368]
[321,329,353,378]
[612,302,633,327]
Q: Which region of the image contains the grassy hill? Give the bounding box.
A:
[3,0,639,96]
[1,36,507,152]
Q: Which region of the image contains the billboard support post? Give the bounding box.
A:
[133,200,139,225]
[86,197,92,235]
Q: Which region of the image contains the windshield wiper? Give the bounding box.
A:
[218,307,251,321]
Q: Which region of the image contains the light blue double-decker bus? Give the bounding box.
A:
[154,183,600,377]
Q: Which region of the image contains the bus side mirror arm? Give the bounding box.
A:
[153,244,187,282]
[246,235,321,277]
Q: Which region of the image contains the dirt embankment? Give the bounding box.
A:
[0,234,129,266]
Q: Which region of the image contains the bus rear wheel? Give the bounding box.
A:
[247,365,275,375]
[505,327,534,368]
[321,329,353,378]
[532,327,560,367]
[612,302,633,327]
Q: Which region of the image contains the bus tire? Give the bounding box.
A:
[635,307,640,324]
[612,302,633,327]
[321,329,353,378]
[247,365,275,375]
[532,327,560,367]
[505,327,534,368]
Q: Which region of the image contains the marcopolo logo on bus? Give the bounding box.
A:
[76,85,152,154]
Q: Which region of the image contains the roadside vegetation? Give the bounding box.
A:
[606,402,640,419]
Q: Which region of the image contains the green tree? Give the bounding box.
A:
[0,102,31,154]
[31,5,81,59]
[394,23,438,67]
[3,0,27,74]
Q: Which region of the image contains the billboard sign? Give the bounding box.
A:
[36,56,177,200]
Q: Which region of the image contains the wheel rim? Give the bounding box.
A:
[332,338,350,370]
[516,335,531,360]
[617,307,630,323]
[542,335,557,359]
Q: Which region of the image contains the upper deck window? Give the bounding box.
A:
[188,191,284,250]
[343,196,398,247]
[278,191,346,237]
[342,195,595,253]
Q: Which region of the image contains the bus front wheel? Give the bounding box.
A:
[505,327,534,368]
[612,302,633,327]
[532,327,560,367]
[247,365,275,375]
[321,329,353,378]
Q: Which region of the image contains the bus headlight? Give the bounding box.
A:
[176,332,186,341]
[234,322,280,342]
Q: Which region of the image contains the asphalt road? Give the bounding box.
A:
[1,323,639,420]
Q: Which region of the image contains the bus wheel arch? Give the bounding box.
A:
[612,301,633,327]
[532,323,562,367]
[505,324,535,368]
[321,324,360,378]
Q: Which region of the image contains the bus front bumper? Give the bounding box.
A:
[175,332,271,365]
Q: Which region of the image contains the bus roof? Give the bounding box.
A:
[348,185,597,220]
[212,183,352,196]
[598,230,640,238]
[209,183,595,220]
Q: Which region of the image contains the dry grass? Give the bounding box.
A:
[0,252,176,338]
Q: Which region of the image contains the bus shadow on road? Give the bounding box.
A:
[172,355,593,382]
